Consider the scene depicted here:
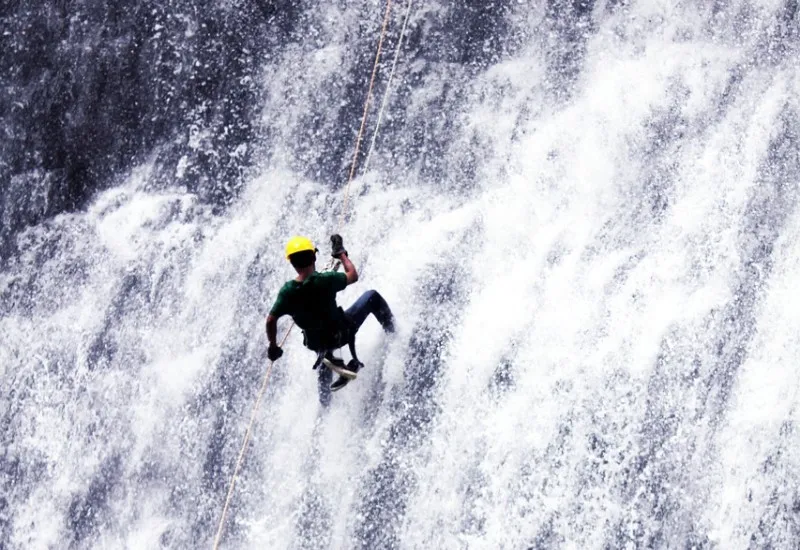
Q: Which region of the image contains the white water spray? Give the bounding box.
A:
[3,2,800,549]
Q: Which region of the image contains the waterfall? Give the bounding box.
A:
[2,1,799,548]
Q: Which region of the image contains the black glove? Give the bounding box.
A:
[330,234,347,259]
[267,343,283,361]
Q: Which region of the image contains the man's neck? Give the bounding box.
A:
[295,266,316,282]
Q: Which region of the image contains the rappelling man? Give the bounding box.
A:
[265,234,395,402]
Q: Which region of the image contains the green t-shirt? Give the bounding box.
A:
[270,271,348,348]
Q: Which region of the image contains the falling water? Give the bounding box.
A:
[2,1,800,548]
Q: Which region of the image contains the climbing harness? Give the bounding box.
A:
[211,1,413,548]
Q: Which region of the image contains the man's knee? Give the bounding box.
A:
[367,290,392,307]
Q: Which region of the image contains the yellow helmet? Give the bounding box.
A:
[285,236,317,259]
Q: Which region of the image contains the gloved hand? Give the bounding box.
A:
[267,343,283,361]
[330,234,347,259]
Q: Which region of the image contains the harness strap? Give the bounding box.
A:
[310,325,360,369]
[312,351,327,370]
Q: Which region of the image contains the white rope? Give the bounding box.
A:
[362,0,414,175]
[339,0,394,231]
[211,328,289,550]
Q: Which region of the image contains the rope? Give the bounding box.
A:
[211,329,291,550]
[338,0,394,231]
[362,0,413,174]
[211,2,398,548]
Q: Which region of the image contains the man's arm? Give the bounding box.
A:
[266,314,279,345]
[339,252,358,285]
[331,234,358,285]
[265,313,283,361]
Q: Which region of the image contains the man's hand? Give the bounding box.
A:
[330,234,347,259]
[267,343,283,361]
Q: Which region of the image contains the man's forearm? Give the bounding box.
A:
[340,253,354,273]
[340,252,359,283]
[266,315,278,345]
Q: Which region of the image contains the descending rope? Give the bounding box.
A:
[211,2,398,548]
[338,0,394,232]
[211,328,291,550]
[362,0,413,174]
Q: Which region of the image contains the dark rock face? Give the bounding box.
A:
[1,1,528,258]
[1,0,300,254]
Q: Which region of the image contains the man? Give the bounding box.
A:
[265,234,395,401]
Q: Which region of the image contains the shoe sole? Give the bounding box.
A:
[322,358,358,380]
[331,378,350,392]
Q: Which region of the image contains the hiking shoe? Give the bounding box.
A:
[331,375,350,392]
[346,359,364,372]
[323,357,358,380]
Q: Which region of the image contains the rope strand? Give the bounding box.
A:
[339,0,394,231]
[362,0,413,174]
[211,330,291,550]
